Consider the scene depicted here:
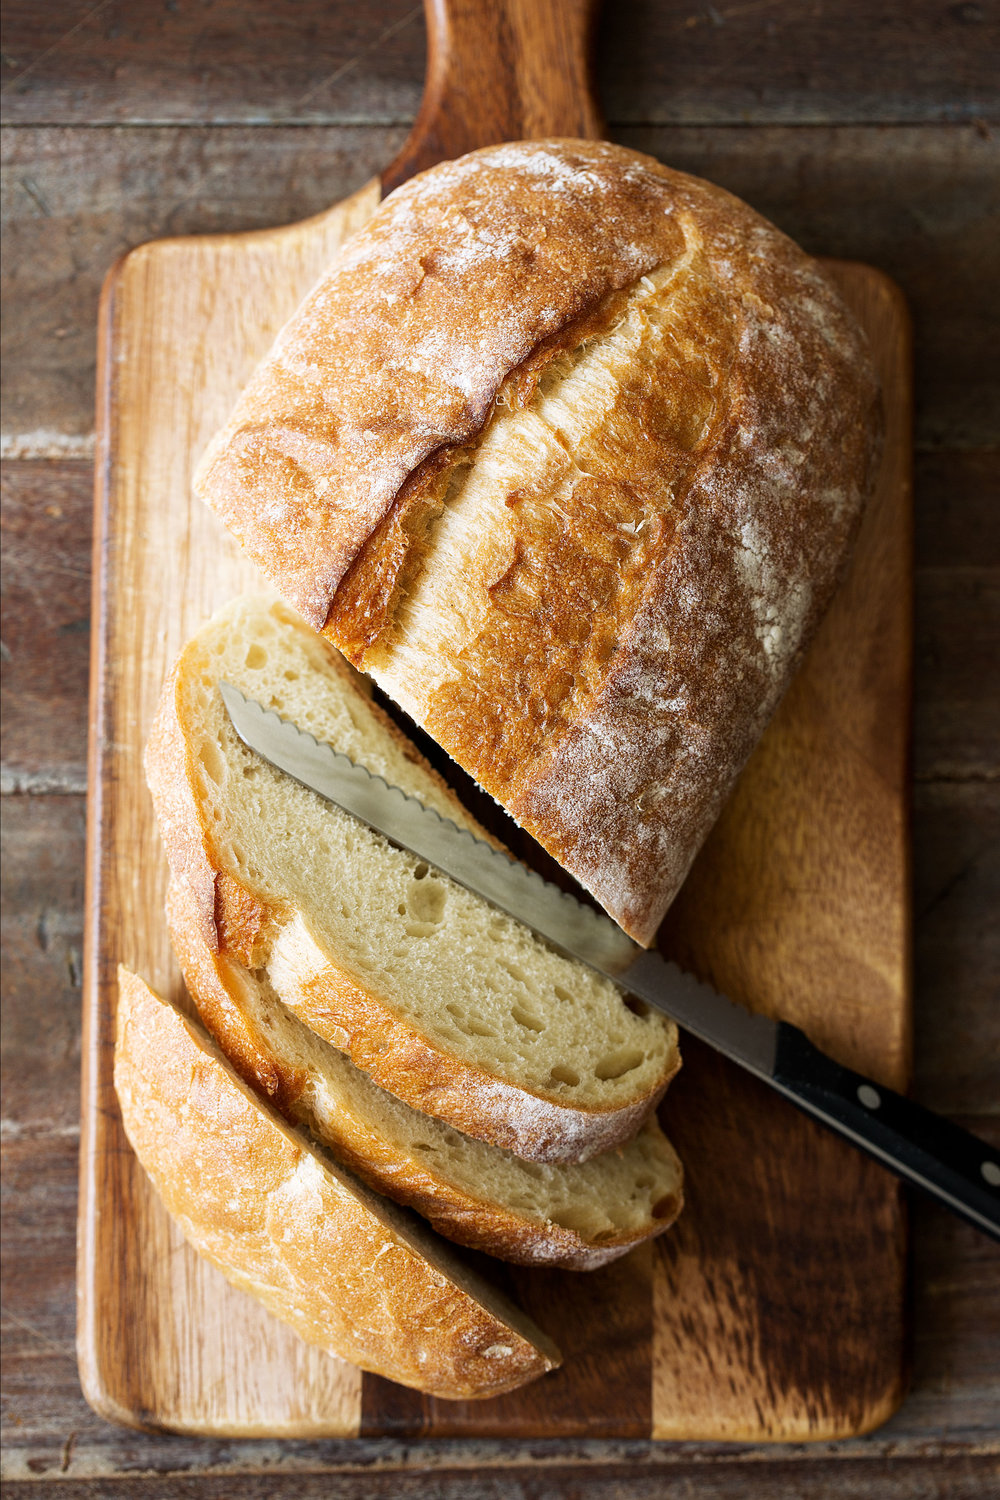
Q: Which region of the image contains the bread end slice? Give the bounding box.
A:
[114,966,561,1399]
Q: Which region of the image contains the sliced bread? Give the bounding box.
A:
[114,968,561,1398]
[145,596,680,1163]
[168,881,684,1270]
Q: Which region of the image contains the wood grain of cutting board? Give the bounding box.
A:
[78,0,913,1441]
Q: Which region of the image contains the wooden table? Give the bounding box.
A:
[2,2,998,1494]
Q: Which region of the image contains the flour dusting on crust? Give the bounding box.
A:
[195,140,882,945]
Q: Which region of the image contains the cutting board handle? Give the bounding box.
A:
[381,0,603,195]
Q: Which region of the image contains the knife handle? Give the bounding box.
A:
[772,1022,1000,1241]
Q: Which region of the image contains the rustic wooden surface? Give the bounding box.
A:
[2,0,998,1492]
[79,180,912,1436]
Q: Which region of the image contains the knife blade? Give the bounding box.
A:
[220,681,1000,1241]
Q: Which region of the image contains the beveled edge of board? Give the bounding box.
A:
[77,243,134,1432]
[823,256,916,1100]
[75,191,381,1437]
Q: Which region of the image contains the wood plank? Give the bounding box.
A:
[916,569,1000,782]
[3,1455,1000,1500]
[3,125,996,449]
[915,451,1000,567]
[0,0,427,127]
[1,462,92,792]
[2,0,997,126]
[0,797,86,1137]
[597,1,1000,128]
[913,783,1000,1117]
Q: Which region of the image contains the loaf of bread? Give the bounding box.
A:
[146,596,680,1163]
[114,968,561,1397]
[167,879,683,1269]
[195,138,882,945]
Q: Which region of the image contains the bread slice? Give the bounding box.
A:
[114,968,561,1398]
[167,881,684,1270]
[145,596,680,1163]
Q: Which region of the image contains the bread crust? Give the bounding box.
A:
[114,967,561,1398]
[194,140,689,630]
[167,882,683,1270]
[144,600,680,1164]
[195,140,882,945]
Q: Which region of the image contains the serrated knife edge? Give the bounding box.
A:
[219,680,778,1078]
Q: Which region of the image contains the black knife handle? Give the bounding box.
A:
[772,1022,1000,1241]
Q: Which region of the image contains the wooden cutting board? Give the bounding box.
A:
[78,0,913,1441]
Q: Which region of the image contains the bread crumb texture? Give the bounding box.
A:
[145,596,680,1164]
[167,879,683,1270]
[195,140,882,945]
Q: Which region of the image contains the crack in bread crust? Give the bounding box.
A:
[195,140,688,629]
[323,283,660,662]
[370,232,737,801]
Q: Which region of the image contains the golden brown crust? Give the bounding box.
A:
[194,141,687,629]
[143,667,221,956]
[325,286,642,663]
[167,882,683,1270]
[144,601,679,1164]
[195,139,882,946]
[114,967,561,1398]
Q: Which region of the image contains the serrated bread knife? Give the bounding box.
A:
[221,681,1000,1241]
